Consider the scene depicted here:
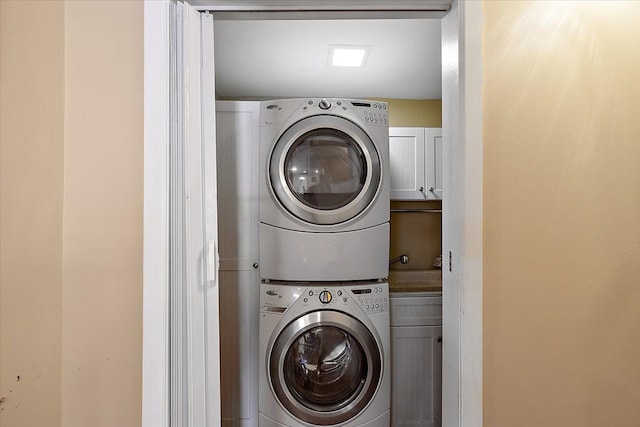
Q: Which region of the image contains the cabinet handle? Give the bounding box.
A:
[429,187,436,193]
[436,336,442,343]
[419,187,427,200]
[253,263,259,269]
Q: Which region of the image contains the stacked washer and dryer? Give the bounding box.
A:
[257,98,391,427]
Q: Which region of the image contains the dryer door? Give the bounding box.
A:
[269,310,382,425]
[269,115,381,225]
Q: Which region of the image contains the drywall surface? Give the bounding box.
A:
[483,2,640,426]
[0,1,64,425]
[389,200,442,271]
[62,2,143,426]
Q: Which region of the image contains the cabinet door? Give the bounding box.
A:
[216,102,260,427]
[389,127,426,200]
[425,128,443,200]
[216,105,259,270]
[218,269,260,427]
[391,325,442,427]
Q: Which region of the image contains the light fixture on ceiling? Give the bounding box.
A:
[329,45,371,68]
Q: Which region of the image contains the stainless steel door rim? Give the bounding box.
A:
[269,115,381,225]
[269,310,382,425]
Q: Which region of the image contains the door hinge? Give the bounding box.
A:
[448,250,453,272]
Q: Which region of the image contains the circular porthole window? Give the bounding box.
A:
[269,310,382,425]
[270,116,381,225]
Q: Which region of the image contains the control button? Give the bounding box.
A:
[303,298,308,303]
[337,290,342,296]
[309,291,314,296]
[337,100,342,105]
[375,304,380,308]
[308,100,313,105]
[319,290,332,304]
[383,104,387,109]
[319,99,331,110]
[366,305,370,309]
[343,298,347,302]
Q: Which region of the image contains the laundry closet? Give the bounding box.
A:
[213,18,443,427]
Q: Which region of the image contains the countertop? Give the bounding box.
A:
[388,269,442,293]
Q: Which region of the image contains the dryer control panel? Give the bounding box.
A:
[352,101,389,126]
[263,98,389,127]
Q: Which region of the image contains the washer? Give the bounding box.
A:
[259,99,390,282]
[259,282,390,427]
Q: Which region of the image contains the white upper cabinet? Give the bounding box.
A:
[389,127,426,200]
[389,127,442,200]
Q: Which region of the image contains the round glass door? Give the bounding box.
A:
[270,116,381,225]
[269,311,382,425]
[285,128,366,211]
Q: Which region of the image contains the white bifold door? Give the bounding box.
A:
[143,2,220,427]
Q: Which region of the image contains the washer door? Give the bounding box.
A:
[270,115,381,225]
[269,310,382,425]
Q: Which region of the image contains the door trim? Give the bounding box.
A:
[441,1,484,425]
[143,2,170,426]
[142,1,483,427]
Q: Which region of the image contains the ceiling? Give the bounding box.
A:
[213,19,442,100]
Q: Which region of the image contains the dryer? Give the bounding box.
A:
[259,98,390,281]
[259,282,390,427]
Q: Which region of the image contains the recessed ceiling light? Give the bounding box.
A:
[329,45,371,68]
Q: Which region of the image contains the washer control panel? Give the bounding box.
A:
[348,285,389,314]
[318,290,332,304]
[262,282,389,314]
[304,287,346,306]
[302,283,389,314]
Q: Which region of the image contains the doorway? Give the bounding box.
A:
[142,2,483,427]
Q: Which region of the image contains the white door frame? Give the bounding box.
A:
[143,1,482,426]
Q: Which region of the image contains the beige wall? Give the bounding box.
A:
[389,200,442,271]
[61,2,143,427]
[483,2,640,426]
[5,1,640,426]
[0,1,65,425]
[1,1,143,426]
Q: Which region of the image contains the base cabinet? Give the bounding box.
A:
[391,295,442,427]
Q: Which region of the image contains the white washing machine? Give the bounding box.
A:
[259,98,390,282]
[259,282,390,427]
